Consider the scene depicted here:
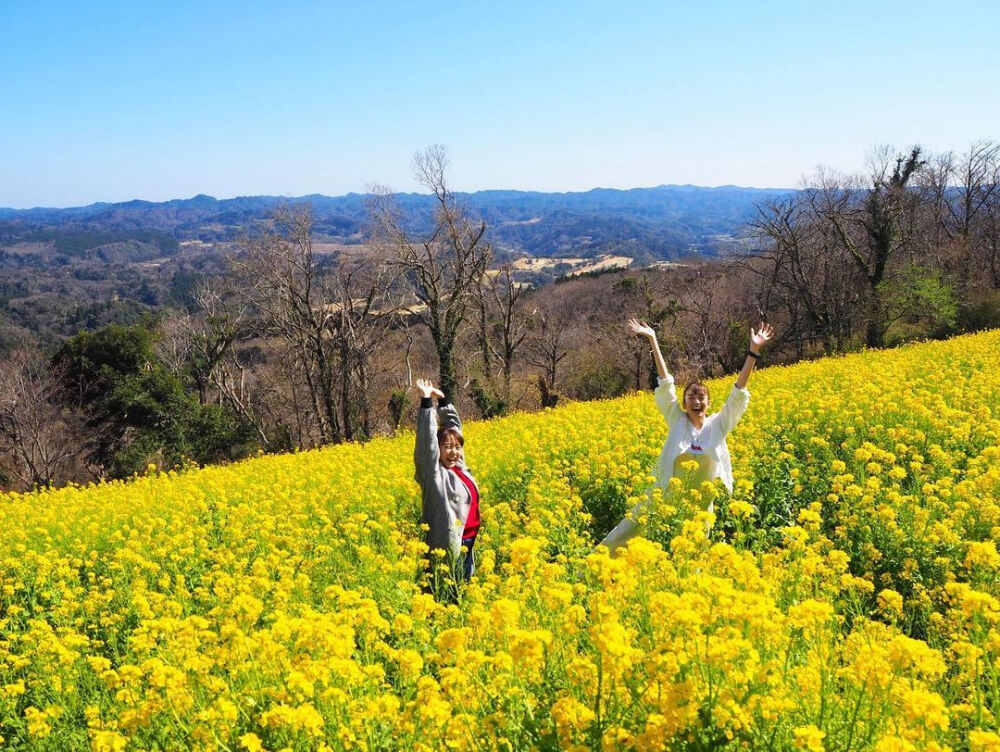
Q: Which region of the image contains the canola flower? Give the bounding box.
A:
[0,330,999,749]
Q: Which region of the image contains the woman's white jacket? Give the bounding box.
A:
[653,373,750,493]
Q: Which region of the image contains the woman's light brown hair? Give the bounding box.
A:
[437,427,464,446]
[683,381,710,401]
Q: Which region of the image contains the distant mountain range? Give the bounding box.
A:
[0,185,794,262]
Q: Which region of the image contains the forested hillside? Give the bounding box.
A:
[0,184,787,260]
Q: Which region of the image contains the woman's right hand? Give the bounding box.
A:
[749,322,775,353]
[627,318,657,340]
[415,378,445,400]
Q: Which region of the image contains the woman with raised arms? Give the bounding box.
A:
[598,318,774,555]
[413,378,481,596]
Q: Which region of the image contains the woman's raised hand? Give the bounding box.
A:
[627,318,657,340]
[415,379,445,400]
[750,322,775,352]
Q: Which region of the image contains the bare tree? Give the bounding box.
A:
[473,273,495,382]
[232,205,396,446]
[921,141,1000,292]
[212,345,273,447]
[943,141,999,244]
[812,146,926,347]
[162,283,279,448]
[748,191,861,354]
[155,314,197,380]
[232,204,342,445]
[156,281,252,405]
[473,265,533,403]
[983,173,1000,289]
[0,347,86,490]
[525,296,573,407]
[370,145,493,400]
[674,265,741,375]
[322,252,399,439]
[609,273,679,389]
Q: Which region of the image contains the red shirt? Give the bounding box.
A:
[451,467,480,541]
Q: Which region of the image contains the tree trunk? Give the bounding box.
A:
[298,344,330,444]
[357,358,371,439]
[865,291,885,349]
[340,338,353,442]
[310,334,341,443]
[433,326,459,401]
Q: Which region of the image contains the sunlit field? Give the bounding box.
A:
[2,331,999,751]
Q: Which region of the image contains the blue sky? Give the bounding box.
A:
[2,0,997,208]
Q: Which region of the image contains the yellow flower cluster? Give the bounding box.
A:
[1,330,999,749]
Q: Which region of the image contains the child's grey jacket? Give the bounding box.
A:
[414,400,479,564]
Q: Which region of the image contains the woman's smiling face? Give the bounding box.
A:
[683,383,710,417]
[439,432,463,468]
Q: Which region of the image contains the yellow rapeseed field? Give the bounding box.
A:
[2,331,999,751]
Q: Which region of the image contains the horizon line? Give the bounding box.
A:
[1,182,797,213]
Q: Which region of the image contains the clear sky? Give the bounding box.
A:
[2,0,998,208]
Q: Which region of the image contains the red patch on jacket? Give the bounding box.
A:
[451,467,480,540]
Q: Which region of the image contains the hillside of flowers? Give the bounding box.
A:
[1,330,999,751]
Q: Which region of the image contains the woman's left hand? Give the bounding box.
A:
[750,322,775,353]
[415,378,445,400]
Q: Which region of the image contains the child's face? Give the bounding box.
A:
[439,435,463,468]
